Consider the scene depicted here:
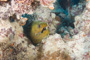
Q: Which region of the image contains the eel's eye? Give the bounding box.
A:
[38,25,40,28]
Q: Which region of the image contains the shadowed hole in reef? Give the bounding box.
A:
[53,0,85,38]
[22,14,35,40]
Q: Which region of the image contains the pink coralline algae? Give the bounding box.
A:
[86,1,90,11]
[40,0,56,9]
[11,0,34,15]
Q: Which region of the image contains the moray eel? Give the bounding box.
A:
[29,21,49,45]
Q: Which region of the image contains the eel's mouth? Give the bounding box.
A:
[41,27,47,33]
[35,27,47,36]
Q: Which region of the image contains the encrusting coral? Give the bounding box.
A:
[0,19,38,60]
[37,34,72,60]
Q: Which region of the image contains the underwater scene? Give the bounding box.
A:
[0,0,90,60]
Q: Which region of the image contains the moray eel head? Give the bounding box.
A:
[29,21,49,45]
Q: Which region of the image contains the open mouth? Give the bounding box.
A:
[41,27,47,33]
[35,27,47,36]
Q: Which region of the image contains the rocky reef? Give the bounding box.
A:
[0,0,90,60]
